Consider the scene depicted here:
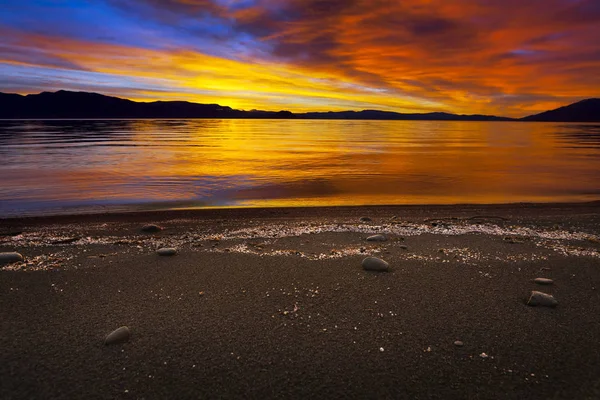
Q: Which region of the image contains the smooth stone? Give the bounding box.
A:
[104,326,130,345]
[0,252,23,265]
[454,341,464,347]
[157,248,177,256]
[534,278,554,285]
[367,234,387,242]
[141,224,162,233]
[359,217,372,222]
[362,256,389,272]
[527,291,558,307]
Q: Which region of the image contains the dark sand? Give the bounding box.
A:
[2,203,600,399]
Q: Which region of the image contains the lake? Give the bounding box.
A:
[1,119,599,216]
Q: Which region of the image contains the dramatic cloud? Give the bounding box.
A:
[1,0,599,116]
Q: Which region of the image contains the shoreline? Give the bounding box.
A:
[3,200,600,226]
[2,202,600,399]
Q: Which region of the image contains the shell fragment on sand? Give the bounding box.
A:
[141,224,162,233]
[104,326,130,345]
[534,278,554,285]
[362,256,389,272]
[0,252,23,265]
[527,291,558,307]
[366,234,387,242]
[157,248,177,256]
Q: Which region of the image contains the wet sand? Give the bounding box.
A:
[2,203,600,399]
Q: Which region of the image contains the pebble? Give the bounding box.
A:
[454,341,464,347]
[104,326,131,345]
[527,291,558,307]
[362,256,389,272]
[141,224,162,233]
[0,252,23,265]
[399,245,409,250]
[366,234,387,242]
[157,248,177,256]
[359,217,372,222]
[534,278,554,285]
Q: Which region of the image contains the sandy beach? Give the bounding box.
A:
[2,203,600,399]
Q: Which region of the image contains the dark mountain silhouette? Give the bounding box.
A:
[0,90,597,121]
[0,90,510,120]
[297,110,513,121]
[0,91,293,119]
[521,98,600,122]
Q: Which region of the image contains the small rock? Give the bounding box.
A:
[480,352,489,359]
[527,291,558,307]
[104,326,130,345]
[359,217,372,222]
[141,224,162,233]
[454,341,464,347]
[534,278,554,285]
[157,248,177,256]
[366,234,387,242]
[399,245,409,250]
[0,252,23,265]
[362,257,389,272]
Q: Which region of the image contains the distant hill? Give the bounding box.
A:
[0,90,293,119]
[521,98,600,122]
[298,110,513,121]
[0,90,598,121]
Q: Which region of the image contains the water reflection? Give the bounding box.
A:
[552,124,600,148]
[0,120,599,216]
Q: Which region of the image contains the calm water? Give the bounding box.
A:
[1,119,599,216]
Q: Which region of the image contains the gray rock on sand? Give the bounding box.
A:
[360,217,372,222]
[527,291,558,307]
[362,257,389,272]
[534,278,554,285]
[141,224,162,233]
[454,341,464,347]
[157,248,177,256]
[0,252,23,265]
[104,326,131,345]
[367,234,387,242]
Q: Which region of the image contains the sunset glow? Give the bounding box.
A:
[1,0,599,116]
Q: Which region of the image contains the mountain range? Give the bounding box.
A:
[0,90,598,122]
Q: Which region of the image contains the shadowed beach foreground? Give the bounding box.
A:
[2,203,600,399]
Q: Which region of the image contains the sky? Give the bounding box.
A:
[0,0,599,117]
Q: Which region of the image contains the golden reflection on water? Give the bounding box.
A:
[0,119,599,215]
